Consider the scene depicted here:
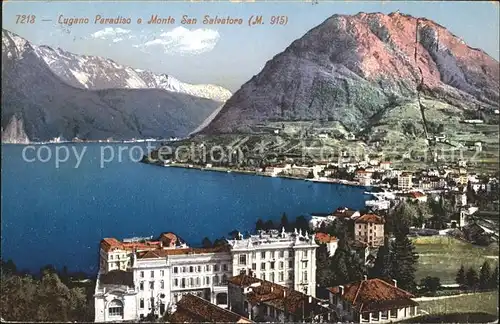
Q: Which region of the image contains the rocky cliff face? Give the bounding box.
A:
[200,12,499,134]
[1,29,225,142]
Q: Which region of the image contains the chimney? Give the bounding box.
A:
[363,275,367,281]
[283,290,286,298]
[271,286,274,292]
[392,279,397,287]
[308,296,312,304]
[339,285,344,296]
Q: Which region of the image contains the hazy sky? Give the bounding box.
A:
[3,1,499,92]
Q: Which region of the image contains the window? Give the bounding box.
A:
[140,298,144,309]
[108,300,123,317]
[150,270,154,278]
[205,265,211,272]
[139,281,144,291]
[110,255,113,260]
[270,261,275,270]
[189,278,194,286]
[370,229,373,234]
[303,250,308,258]
[140,314,144,320]
[213,275,219,285]
[196,277,201,286]
[222,274,228,284]
[160,270,164,277]
[302,261,308,269]
[279,251,284,258]
[189,266,194,273]
[197,266,201,272]
[174,278,178,287]
[279,261,284,270]
[390,309,397,319]
[261,273,266,280]
[359,231,361,236]
[214,264,219,272]
[182,266,186,273]
[160,280,164,289]
[140,271,144,278]
[261,263,266,270]
[303,271,308,282]
[279,271,284,282]
[261,251,266,259]
[271,251,275,259]
[252,263,256,270]
[288,260,293,268]
[223,264,228,271]
[173,267,178,274]
[239,254,247,265]
[181,278,186,288]
[205,276,210,285]
[149,281,154,289]
[252,251,256,259]
[270,272,275,282]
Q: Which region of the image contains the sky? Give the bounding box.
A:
[2,1,499,92]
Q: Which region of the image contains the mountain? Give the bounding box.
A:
[32,44,231,102]
[1,29,228,143]
[200,12,499,135]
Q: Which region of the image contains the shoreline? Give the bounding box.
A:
[149,160,376,189]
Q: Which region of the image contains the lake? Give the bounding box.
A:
[1,143,369,274]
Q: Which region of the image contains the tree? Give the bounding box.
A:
[490,264,499,289]
[295,215,309,233]
[329,238,365,285]
[316,244,334,287]
[369,238,391,279]
[228,230,239,240]
[456,264,466,287]
[280,213,290,231]
[466,267,478,290]
[201,237,212,248]
[389,229,419,292]
[479,261,491,290]
[419,276,441,295]
[213,237,226,247]
[264,220,275,231]
[255,219,265,231]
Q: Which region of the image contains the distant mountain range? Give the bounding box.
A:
[199,12,499,135]
[1,29,231,143]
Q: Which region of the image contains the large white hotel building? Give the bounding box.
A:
[94,228,318,322]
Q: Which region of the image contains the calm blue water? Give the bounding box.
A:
[1,143,368,274]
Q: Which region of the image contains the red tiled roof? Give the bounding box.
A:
[315,233,338,244]
[136,245,230,259]
[100,238,161,252]
[328,278,418,313]
[228,274,332,318]
[355,214,384,224]
[332,207,358,218]
[408,191,426,198]
[170,294,252,323]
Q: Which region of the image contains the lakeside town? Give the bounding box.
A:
[2,154,498,322]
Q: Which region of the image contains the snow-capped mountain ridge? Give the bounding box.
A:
[3,29,231,102]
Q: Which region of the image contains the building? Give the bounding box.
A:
[398,173,413,190]
[227,274,335,322]
[314,233,338,256]
[328,277,419,323]
[365,199,390,211]
[169,293,253,323]
[95,229,319,322]
[309,213,337,230]
[407,191,428,203]
[379,161,392,170]
[354,170,373,186]
[332,207,361,221]
[354,214,385,247]
[227,228,318,296]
